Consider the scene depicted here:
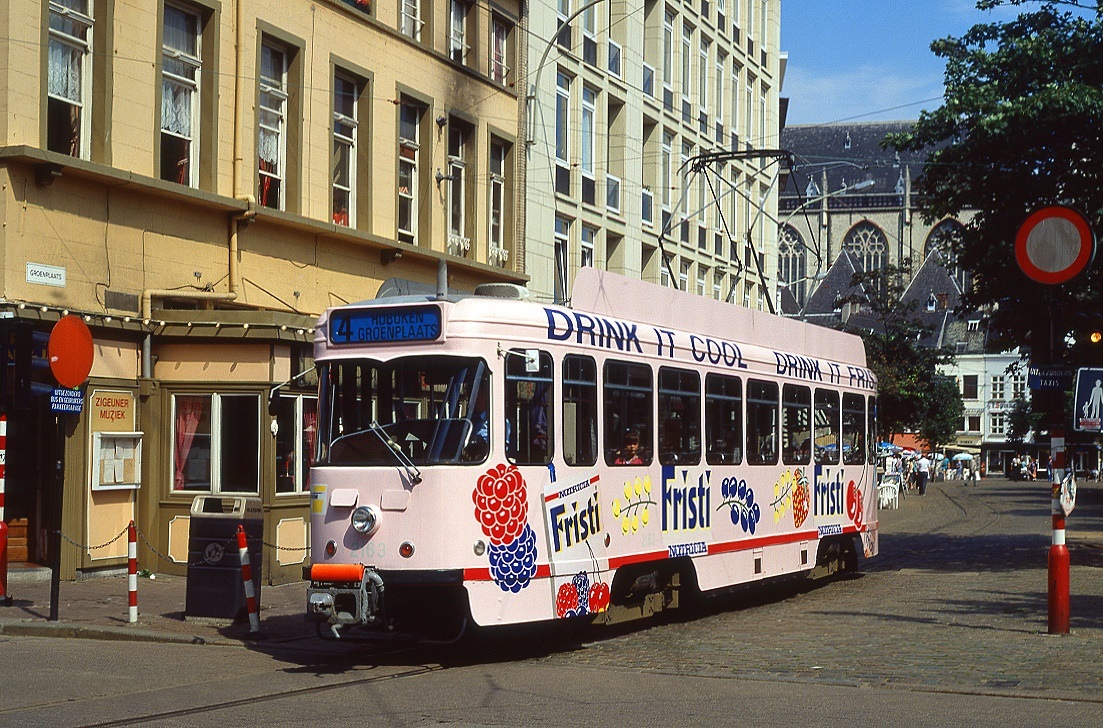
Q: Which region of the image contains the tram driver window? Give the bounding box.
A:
[746,380,779,465]
[563,354,598,466]
[705,374,743,465]
[782,384,811,465]
[842,393,866,465]
[814,389,841,465]
[505,349,553,465]
[659,367,701,465]
[604,359,653,466]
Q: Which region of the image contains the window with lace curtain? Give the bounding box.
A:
[258,41,287,210]
[401,0,423,41]
[491,15,511,85]
[449,0,469,63]
[47,0,93,158]
[161,3,201,186]
[489,138,509,265]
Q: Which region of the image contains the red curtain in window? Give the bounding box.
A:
[259,159,276,207]
[173,397,206,490]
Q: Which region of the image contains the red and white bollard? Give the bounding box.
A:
[1,414,11,607]
[127,520,138,623]
[236,524,260,634]
[1048,431,1070,634]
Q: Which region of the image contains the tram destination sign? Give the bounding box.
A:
[329,304,442,345]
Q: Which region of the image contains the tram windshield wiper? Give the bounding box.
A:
[367,420,423,485]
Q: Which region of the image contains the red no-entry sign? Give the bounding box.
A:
[48,315,95,389]
[1015,206,1095,284]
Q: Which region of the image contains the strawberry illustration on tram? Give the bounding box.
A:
[302,268,878,638]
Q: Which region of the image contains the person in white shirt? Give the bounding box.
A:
[916,454,932,496]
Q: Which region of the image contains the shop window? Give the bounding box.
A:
[172,393,260,493]
[275,393,317,494]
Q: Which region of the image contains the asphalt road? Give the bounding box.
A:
[1,477,1101,727]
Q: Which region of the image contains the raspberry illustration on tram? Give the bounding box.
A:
[301,268,879,638]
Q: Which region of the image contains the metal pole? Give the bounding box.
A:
[48,415,62,621]
[1048,429,1070,633]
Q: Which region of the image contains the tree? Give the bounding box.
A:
[887,1,1103,360]
[842,266,965,450]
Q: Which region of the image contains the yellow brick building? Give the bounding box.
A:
[0,0,525,583]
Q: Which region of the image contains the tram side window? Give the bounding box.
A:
[563,354,598,466]
[746,379,779,465]
[782,384,811,465]
[705,374,742,465]
[604,359,653,466]
[842,393,866,465]
[506,349,553,465]
[868,396,878,462]
[658,368,701,465]
[814,389,840,465]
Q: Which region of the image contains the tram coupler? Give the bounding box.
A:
[306,563,384,633]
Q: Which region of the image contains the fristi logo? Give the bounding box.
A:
[661,466,711,532]
[549,494,601,553]
[813,466,845,517]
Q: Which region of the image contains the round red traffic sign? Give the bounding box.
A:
[1015,206,1095,284]
[48,315,95,389]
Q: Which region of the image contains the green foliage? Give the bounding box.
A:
[842,266,965,450]
[886,1,1103,357]
[1007,393,1044,443]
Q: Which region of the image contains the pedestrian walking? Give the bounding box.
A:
[916,453,931,496]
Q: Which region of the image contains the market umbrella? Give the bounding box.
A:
[952,453,974,461]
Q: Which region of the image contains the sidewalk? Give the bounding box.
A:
[0,567,312,645]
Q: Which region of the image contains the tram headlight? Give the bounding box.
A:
[351,505,380,535]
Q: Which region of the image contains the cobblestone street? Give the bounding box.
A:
[536,477,1103,702]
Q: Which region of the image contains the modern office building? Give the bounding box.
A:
[525,0,783,310]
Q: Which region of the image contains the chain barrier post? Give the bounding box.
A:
[127,520,138,623]
[237,524,260,634]
[0,413,10,607]
[1048,429,1070,633]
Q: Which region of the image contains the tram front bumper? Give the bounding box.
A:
[305,563,384,630]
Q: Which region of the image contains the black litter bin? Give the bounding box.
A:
[185,495,263,621]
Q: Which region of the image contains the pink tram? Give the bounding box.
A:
[304,269,879,637]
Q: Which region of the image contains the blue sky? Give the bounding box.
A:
[780,0,1033,126]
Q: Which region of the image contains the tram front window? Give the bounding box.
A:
[318,356,490,465]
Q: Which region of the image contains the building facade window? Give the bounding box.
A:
[274,394,317,494]
[401,0,423,41]
[47,0,94,158]
[449,0,469,63]
[258,41,288,210]
[1012,374,1026,398]
[662,10,674,91]
[581,86,597,204]
[172,393,260,493]
[581,225,596,268]
[447,121,469,256]
[161,3,201,186]
[681,22,692,100]
[555,72,571,195]
[991,412,1005,436]
[962,375,979,400]
[491,15,511,84]
[555,216,571,303]
[332,73,358,227]
[991,375,1005,400]
[398,101,423,244]
[489,138,509,264]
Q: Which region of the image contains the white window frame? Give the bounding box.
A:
[275,393,318,495]
[171,393,261,495]
[992,375,1005,400]
[556,71,571,168]
[581,86,596,179]
[699,38,709,110]
[332,72,358,227]
[258,41,288,210]
[401,0,423,41]
[161,2,201,186]
[581,225,596,269]
[449,0,469,63]
[398,103,421,244]
[491,16,511,84]
[661,131,673,210]
[662,11,674,91]
[48,0,94,159]
[489,139,508,264]
[715,53,725,130]
[447,123,468,255]
[681,22,692,101]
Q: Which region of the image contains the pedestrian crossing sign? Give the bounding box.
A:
[1074,368,1103,431]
